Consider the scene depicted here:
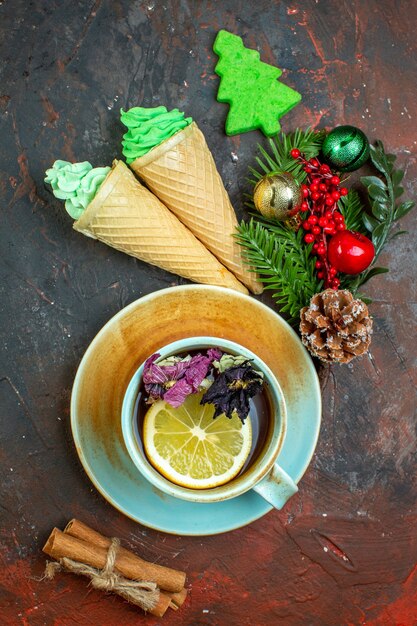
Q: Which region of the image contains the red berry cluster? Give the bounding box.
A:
[290,148,348,290]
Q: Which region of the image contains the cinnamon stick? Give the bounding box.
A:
[147,591,172,618]
[44,557,163,615]
[64,518,187,617]
[169,587,188,609]
[43,528,185,594]
[43,529,175,617]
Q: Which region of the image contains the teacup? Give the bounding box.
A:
[121,337,298,509]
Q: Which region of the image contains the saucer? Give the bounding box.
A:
[71,285,321,535]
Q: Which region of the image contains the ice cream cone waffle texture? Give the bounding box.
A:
[73,160,248,294]
[129,122,262,294]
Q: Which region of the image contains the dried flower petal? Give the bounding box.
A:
[184,355,212,391]
[207,348,222,361]
[162,359,190,380]
[163,378,194,407]
[142,348,224,407]
[143,353,167,385]
[145,382,165,401]
[214,353,249,373]
[201,361,264,423]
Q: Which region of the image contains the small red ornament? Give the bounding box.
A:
[328,230,375,274]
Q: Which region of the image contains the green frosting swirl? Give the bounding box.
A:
[120,106,192,163]
[45,160,110,220]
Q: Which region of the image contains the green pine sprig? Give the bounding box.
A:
[338,189,368,234]
[236,219,321,327]
[248,127,326,187]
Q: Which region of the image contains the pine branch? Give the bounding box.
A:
[338,190,369,235]
[248,128,326,187]
[236,219,321,326]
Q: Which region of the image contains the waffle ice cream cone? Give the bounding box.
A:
[129,122,262,294]
[73,160,248,294]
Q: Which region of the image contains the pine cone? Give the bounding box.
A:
[300,289,373,364]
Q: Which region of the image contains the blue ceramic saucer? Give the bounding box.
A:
[71,285,321,536]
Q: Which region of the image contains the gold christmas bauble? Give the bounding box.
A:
[253,172,303,221]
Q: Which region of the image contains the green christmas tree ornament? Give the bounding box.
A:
[213,30,302,137]
[322,125,370,172]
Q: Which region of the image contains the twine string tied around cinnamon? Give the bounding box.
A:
[44,537,159,611]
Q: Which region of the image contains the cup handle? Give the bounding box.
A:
[252,463,298,510]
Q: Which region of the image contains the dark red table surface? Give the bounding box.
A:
[1,1,416,625]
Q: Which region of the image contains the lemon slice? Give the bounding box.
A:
[143,391,252,489]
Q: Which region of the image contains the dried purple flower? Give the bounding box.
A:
[184,355,212,391]
[207,348,222,362]
[200,361,264,423]
[142,349,221,408]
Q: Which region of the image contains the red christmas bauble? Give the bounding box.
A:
[328,230,375,274]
